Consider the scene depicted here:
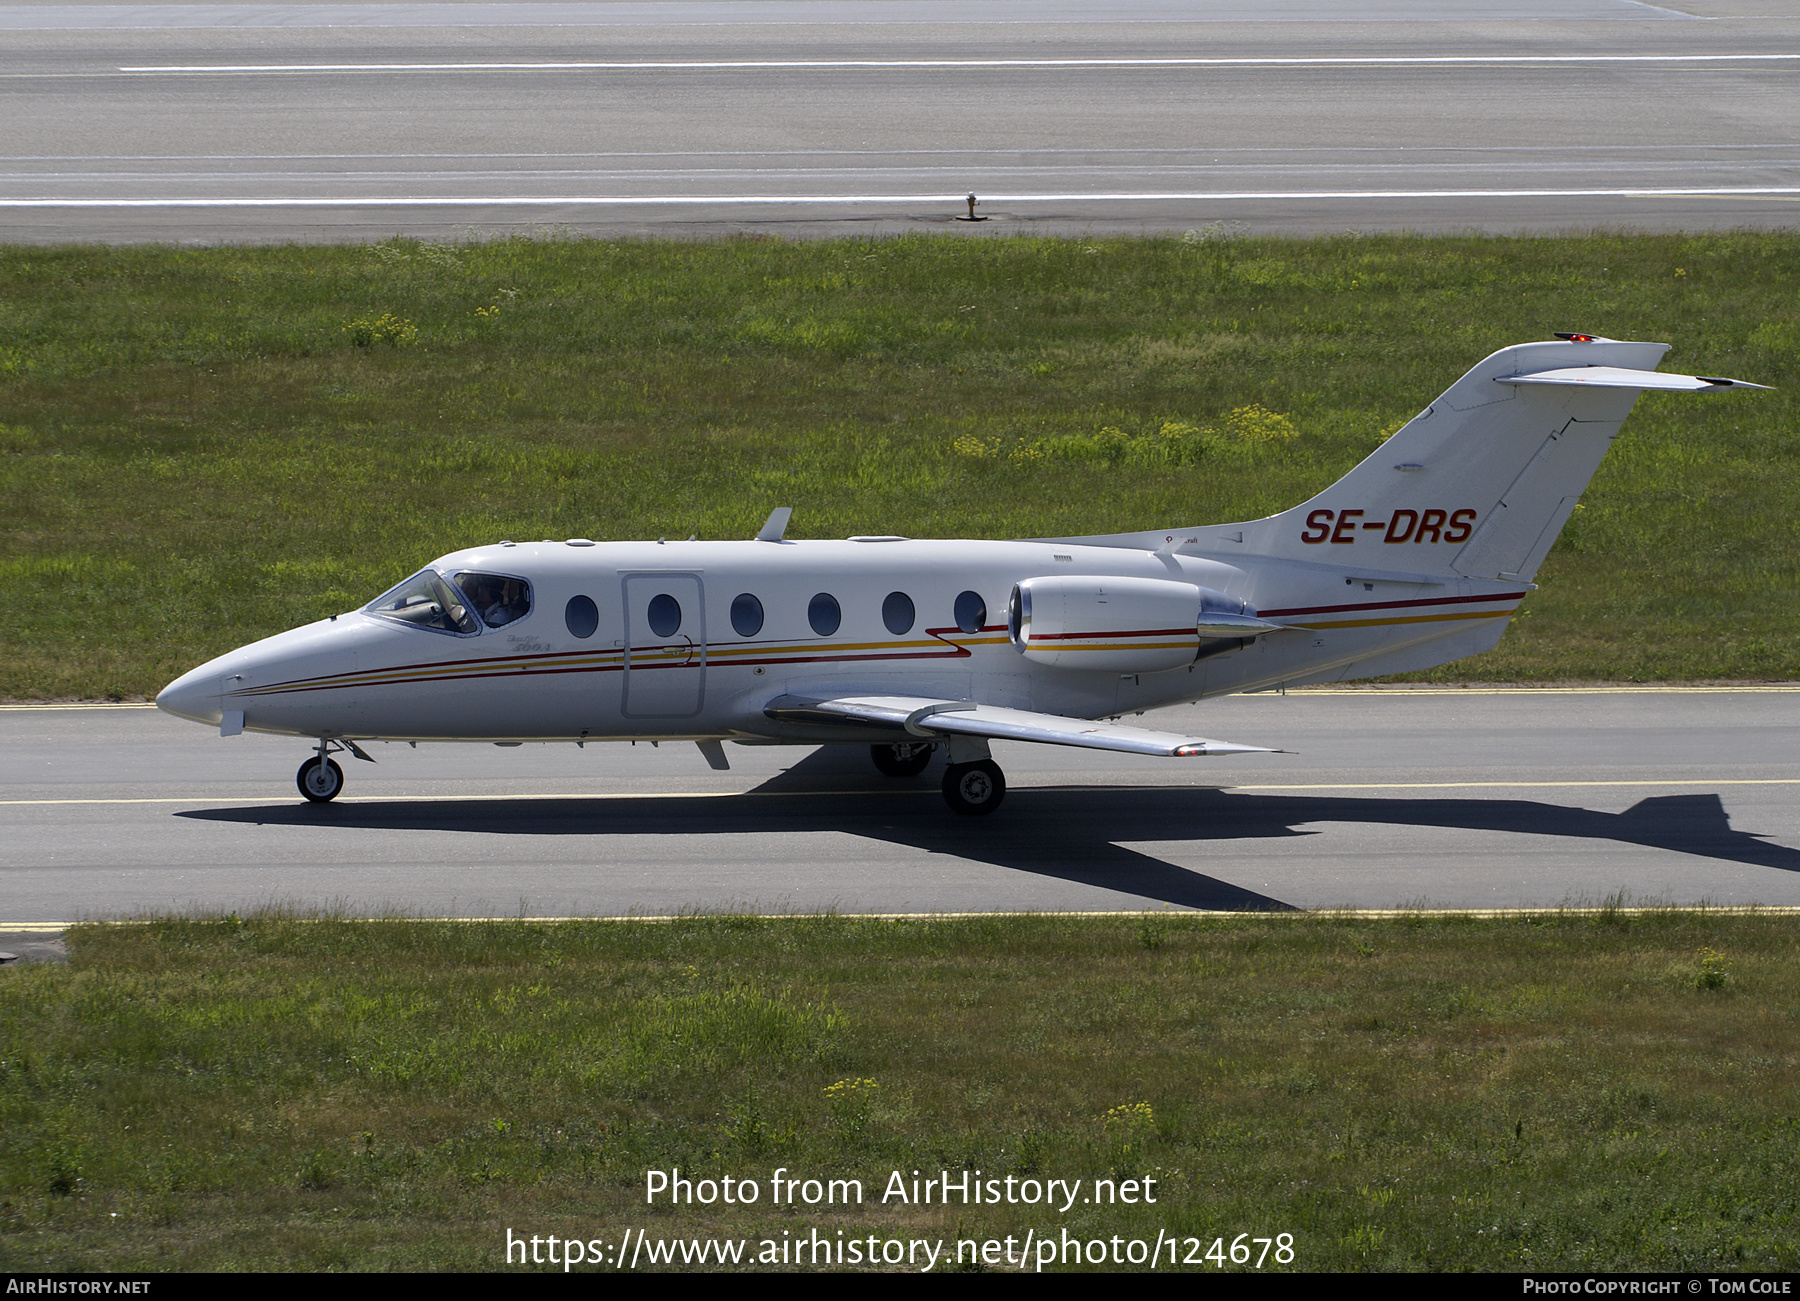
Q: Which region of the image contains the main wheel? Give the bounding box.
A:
[870,741,934,778]
[297,756,345,803]
[942,759,1006,816]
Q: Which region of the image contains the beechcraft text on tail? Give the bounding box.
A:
[156,334,1767,815]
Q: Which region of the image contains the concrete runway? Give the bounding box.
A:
[4,0,1800,241]
[4,687,1798,922]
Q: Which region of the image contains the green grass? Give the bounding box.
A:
[1,231,1797,698]
[2,911,1797,1271]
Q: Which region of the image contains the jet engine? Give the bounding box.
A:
[1007,575,1285,673]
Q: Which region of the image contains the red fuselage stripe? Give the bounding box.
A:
[1028,627,1196,641]
[1258,591,1522,618]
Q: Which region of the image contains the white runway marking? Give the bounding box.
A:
[0,0,1710,32]
[8,146,1796,163]
[6,188,1800,209]
[117,54,1800,74]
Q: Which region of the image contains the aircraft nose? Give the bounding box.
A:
[156,663,223,726]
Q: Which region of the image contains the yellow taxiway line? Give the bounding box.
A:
[11,905,1800,931]
[3,777,1798,807]
[1,684,1798,712]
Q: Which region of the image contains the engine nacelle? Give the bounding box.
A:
[1008,575,1279,673]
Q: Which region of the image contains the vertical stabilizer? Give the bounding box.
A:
[1238,338,1669,583]
[1062,337,1761,586]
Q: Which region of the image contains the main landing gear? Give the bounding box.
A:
[869,741,933,778]
[296,738,374,803]
[868,740,1007,816]
[942,759,1006,816]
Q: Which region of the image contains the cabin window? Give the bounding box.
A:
[647,593,682,638]
[564,595,599,639]
[365,569,481,635]
[882,591,915,636]
[730,593,764,637]
[954,590,987,635]
[453,572,533,629]
[808,592,841,637]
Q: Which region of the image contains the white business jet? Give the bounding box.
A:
[156,335,1764,814]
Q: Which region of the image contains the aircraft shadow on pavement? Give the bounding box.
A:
[176,749,1800,911]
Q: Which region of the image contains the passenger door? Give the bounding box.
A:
[620,572,706,719]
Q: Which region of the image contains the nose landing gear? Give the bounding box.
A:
[297,754,344,803]
[295,737,374,803]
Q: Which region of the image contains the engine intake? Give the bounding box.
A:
[1008,575,1283,673]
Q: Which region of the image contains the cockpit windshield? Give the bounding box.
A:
[364,569,482,635]
[452,572,533,629]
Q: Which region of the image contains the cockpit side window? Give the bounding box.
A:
[364,569,481,635]
[453,572,533,629]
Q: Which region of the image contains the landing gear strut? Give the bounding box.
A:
[870,741,934,778]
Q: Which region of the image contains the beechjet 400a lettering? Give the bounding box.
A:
[157,335,1766,815]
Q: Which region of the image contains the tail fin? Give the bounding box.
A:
[1250,337,1659,581]
[1068,337,1763,585]
[1236,337,1763,582]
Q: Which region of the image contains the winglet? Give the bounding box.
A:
[755,507,793,543]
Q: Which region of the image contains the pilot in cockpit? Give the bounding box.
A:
[482,578,527,628]
[452,572,530,629]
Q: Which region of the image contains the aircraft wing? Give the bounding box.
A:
[762,694,1276,758]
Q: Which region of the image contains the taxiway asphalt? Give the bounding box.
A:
[3,0,1800,241]
[4,687,1797,923]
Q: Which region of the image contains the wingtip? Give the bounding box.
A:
[1175,742,1284,757]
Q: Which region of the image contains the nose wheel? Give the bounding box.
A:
[297,755,344,803]
[294,737,374,803]
[942,759,1006,815]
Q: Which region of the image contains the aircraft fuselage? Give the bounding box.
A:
[156,535,1522,745]
[153,336,1762,812]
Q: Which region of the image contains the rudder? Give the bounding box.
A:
[1236,337,1669,582]
[1061,336,1762,586]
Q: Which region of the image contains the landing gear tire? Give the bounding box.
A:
[871,742,934,778]
[297,756,345,803]
[942,759,1006,816]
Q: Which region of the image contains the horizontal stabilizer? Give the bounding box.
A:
[1497,366,1771,391]
[764,694,1276,758]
